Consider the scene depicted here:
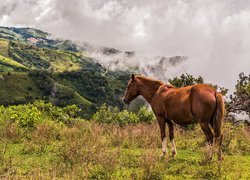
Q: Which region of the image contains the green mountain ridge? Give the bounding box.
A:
[0,26,131,118]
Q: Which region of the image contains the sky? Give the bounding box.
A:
[0,0,250,92]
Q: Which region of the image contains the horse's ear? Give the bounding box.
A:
[131,74,135,80]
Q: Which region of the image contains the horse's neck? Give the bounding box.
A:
[138,79,163,103]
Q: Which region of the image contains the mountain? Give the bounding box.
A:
[76,41,186,82]
[0,26,185,117]
[0,26,131,118]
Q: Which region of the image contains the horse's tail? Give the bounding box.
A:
[212,93,224,141]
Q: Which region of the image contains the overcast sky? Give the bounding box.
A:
[0,0,250,91]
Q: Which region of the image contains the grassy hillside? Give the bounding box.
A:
[0,102,249,179]
[0,26,78,51]
[7,40,83,71]
[0,27,131,117]
[0,27,48,41]
[0,72,43,105]
[0,55,27,69]
[0,39,9,57]
[0,27,23,41]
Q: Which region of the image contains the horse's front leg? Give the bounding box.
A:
[156,116,167,158]
[167,121,177,157]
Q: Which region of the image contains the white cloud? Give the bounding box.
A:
[0,15,9,25]
[0,0,250,91]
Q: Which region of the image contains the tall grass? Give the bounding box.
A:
[0,102,249,179]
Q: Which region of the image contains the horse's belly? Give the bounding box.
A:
[163,89,197,125]
[172,116,198,125]
[166,106,196,125]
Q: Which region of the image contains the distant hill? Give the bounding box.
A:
[0,26,131,118]
[0,26,185,118]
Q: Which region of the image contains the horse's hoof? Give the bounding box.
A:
[160,152,166,159]
[171,152,177,158]
[160,155,166,160]
[218,156,224,161]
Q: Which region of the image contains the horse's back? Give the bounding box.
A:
[162,84,217,125]
[190,84,217,121]
[190,84,216,105]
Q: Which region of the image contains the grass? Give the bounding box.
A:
[8,40,83,72]
[0,28,23,41]
[0,119,249,179]
[48,50,82,72]
[0,37,84,73]
[0,72,43,104]
[0,54,27,69]
[0,71,94,112]
[0,39,9,57]
[53,82,93,106]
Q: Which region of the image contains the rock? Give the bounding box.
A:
[228,111,250,124]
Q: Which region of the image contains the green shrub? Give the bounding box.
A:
[137,107,154,123]
[7,104,43,128]
[92,104,117,124]
[116,110,139,126]
[92,104,155,126]
[0,101,81,129]
[222,122,250,154]
[92,104,139,126]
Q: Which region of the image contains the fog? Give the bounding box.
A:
[1,0,250,91]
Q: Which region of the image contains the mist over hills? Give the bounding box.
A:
[0,26,185,116]
[78,40,187,83]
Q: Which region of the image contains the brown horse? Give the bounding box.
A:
[123,74,224,160]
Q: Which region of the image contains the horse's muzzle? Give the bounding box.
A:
[123,97,130,105]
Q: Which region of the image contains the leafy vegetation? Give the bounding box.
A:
[0,101,79,129]
[168,73,204,87]
[0,72,43,105]
[0,102,249,179]
[168,73,229,95]
[228,73,250,114]
[93,104,154,126]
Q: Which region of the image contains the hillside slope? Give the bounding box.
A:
[0,27,131,117]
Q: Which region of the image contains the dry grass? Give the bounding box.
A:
[0,120,249,179]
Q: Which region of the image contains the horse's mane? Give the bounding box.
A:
[135,75,175,88]
[165,84,175,88]
[136,75,164,85]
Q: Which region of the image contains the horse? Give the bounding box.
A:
[123,74,224,160]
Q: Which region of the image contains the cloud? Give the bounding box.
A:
[0,0,250,91]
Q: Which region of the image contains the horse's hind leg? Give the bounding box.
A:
[199,121,214,159]
[200,122,214,144]
[209,116,224,161]
[215,135,224,161]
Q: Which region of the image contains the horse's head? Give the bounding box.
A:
[123,74,140,105]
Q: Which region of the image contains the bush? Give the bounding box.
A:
[92,104,154,126]
[116,110,139,126]
[4,104,43,128]
[0,100,81,129]
[92,104,117,124]
[137,107,155,123]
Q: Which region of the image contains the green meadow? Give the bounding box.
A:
[0,102,249,179]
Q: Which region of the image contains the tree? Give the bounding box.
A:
[168,73,204,87]
[168,73,228,95]
[227,73,250,114]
